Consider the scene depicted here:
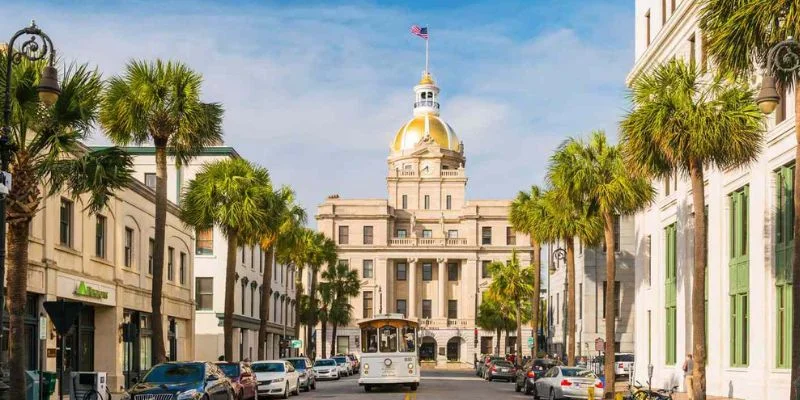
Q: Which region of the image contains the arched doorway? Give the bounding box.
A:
[420,337,437,361]
[446,337,463,362]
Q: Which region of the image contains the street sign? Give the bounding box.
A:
[527,337,534,348]
[43,300,83,335]
[39,316,47,340]
[594,338,605,352]
[291,339,302,349]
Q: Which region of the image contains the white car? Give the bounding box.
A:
[312,358,340,380]
[533,366,604,400]
[252,360,300,399]
[332,355,352,376]
[614,353,635,377]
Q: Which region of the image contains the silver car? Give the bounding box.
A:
[533,366,603,400]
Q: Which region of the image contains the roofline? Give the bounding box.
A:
[88,146,241,158]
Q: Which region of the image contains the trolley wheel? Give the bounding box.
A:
[410,383,418,391]
[364,385,372,392]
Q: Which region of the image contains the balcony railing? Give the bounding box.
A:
[414,100,440,109]
[389,237,468,246]
[416,318,472,328]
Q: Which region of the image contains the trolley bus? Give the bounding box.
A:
[357,313,420,392]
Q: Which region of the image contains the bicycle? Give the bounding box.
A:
[623,380,679,400]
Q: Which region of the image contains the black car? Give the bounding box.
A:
[484,360,516,382]
[514,358,561,395]
[123,361,234,400]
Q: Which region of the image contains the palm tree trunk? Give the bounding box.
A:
[330,322,338,358]
[531,240,541,357]
[566,240,576,367]
[495,328,501,355]
[7,220,30,400]
[791,88,800,400]
[690,160,707,400]
[223,232,239,361]
[515,303,523,364]
[320,316,328,358]
[294,268,303,341]
[258,245,275,360]
[504,330,509,355]
[151,142,168,364]
[306,266,318,358]
[602,211,617,400]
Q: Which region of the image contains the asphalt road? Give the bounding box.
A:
[298,369,530,400]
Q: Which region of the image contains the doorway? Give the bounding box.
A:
[446,337,462,361]
[62,306,94,395]
[419,337,436,361]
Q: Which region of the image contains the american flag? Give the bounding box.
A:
[410,25,428,40]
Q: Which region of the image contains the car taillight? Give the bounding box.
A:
[560,379,572,386]
[491,366,497,372]
[618,363,624,368]
[595,381,604,389]
[527,371,535,378]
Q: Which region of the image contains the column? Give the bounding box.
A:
[438,258,447,319]
[386,260,395,313]
[408,258,418,318]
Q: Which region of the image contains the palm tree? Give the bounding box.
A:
[258,187,306,359]
[321,261,361,357]
[180,158,274,361]
[0,56,133,397]
[317,281,335,358]
[548,131,654,397]
[304,232,337,358]
[277,226,313,342]
[100,59,223,362]
[699,4,800,397]
[510,186,548,356]
[486,252,535,362]
[476,298,505,355]
[620,59,764,400]
[537,188,603,366]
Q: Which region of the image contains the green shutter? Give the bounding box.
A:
[775,164,794,368]
[665,223,677,365]
[729,186,749,367]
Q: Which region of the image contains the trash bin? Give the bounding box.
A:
[42,371,57,397]
[24,371,40,400]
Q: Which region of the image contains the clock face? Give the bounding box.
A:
[421,162,432,175]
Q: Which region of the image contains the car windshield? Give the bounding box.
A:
[286,359,307,370]
[314,360,336,367]
[252,363,284,373]
[493,361,513,367]
[616,354,635,362]
[216,363,240,378]
[333,357,347,364]
[561,368,596,378]
[143,364,204,384]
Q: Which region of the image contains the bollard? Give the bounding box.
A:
[588,385,595,399]
[615,392,624,400]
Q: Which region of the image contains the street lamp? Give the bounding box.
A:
[756,36,800,114]
[551,248,566,361]
[1,21,59,391]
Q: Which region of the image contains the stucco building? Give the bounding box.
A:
[15,152,195,394]
[546,216,636,359]
[120,146,299,363]
[312,71,534,366]
[630,1,793,398]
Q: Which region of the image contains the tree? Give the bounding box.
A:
[620,59,764,400]
[101,59,223,362]
[486,252,535,363]
[699,3,799,398]
[321,261,361,357]
[302,231,337,358]
[0,56,134,398]
[548,131,654,398]
[317,281,335,358]
[276,226,312,345]
[259,187,306,359]
[536,187,602,366]
[510,186,549,357]
[476,298,506,355]
[180,158,273,361]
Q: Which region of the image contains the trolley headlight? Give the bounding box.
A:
[363,363,369,371]
[407,363,414,370]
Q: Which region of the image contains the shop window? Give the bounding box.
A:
[196,228,213,256]
[337,336,350,355]
[124,227,134,268]
[59,198,73,247]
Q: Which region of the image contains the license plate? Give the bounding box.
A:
[500,368,508,372]
[574,383,581,388]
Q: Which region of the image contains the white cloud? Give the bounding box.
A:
[0,1,632,215]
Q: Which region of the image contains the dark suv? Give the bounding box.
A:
[514,358,562,395]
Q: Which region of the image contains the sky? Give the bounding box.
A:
[1,0,634,218]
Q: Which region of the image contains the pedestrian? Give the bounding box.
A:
[218,355,225,361]
[683,353,694,400]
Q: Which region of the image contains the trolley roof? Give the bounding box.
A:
[357,313,419,328]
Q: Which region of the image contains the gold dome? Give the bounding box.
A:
[391,113,460,152]
[418,73,435,85]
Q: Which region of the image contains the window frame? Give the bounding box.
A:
[363,291,374,318]
[422,263,433,281]
[167,247,175,281]
[396,299,407,317]
[124,227,134,268]
[338,225,349,245]
[481,260,491,278]
[363,226,373,245]
[421,299,432,319]
[446,195,452,210]
[195,277,213,310]
[481,227,492,245]
[362,259,374,279]
[396,263,407,281]
[95,215,107,258]
[144,173,157,190]
[506,227,516,245]
[179,252,187,285]
[447,300,458,319]
[59,198,73,247]
[447,263,458,281]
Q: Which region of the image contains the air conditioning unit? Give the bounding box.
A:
[70,371,109,400]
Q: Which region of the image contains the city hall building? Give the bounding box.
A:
[312,72,534,366]
[631,1,793,398]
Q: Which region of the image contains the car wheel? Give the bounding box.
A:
[364,385,371,392]
[282,383,289,399]
[311,380,316,390]
[293,380,300,395]
[531,385,538,400]
[410,384,418,391]
[524,381,532,395]
[549,388,556,400]
[515,380,521,392]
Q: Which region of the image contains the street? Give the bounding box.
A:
[301,369,525,400]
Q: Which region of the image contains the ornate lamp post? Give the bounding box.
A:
[755,36,800,114]
[550,248,566,361]
[1,21,60,393]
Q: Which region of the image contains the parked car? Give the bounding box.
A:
[332,355,353,376]
[312,358,340,380]
[283,357,316,391]
[514,358,562,395]
[346,353,360,373]
[533,366,603,400]
[252,360,300,399]
[477,356,506,377]
[483,360,516,382]
[123,361,234,400]
[614,353,635,377]
[216,361,258,400]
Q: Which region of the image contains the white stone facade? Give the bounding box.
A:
[630,1,795,398]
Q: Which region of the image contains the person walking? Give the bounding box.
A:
[682,354,694,400]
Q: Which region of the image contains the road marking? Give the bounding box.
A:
[421,376,484,381]
[403,393,417,400]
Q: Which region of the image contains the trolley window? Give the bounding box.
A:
[379,325,398,353]
[400,326,416,352]
[362,327,378,353]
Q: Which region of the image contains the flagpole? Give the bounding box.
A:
[425,27,429,74]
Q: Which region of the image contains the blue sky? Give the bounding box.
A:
[1,0,633,216]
